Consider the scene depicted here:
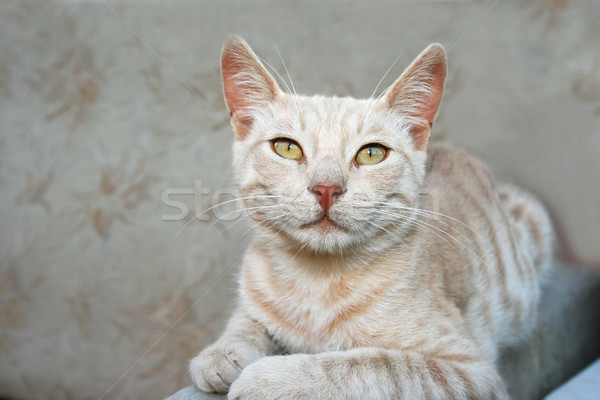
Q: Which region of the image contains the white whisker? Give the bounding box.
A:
[364,219,409,249]
[274,44,299,99]
[172,195,282,240]
[375,209,464,256]
[260,55,303,116]
[261,57,294,96]
[383,203,496,254]
[217,212,252,237]
[230,213,285,249]
[208,204,283,229]
[273,45,304,121]
[362,48,405,128]
[373,209,491,269]
[289,243,309,262]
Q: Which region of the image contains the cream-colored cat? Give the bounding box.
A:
[189,35,553,399]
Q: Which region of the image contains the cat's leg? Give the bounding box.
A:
[228,345,508,400]
[189,308,275,394]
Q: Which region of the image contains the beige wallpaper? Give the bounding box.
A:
[0,0,598,399]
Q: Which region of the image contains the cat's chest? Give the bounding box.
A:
[240,253,414,353]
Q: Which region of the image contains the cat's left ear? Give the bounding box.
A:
[383,44,447,150]
[221,35,281,139]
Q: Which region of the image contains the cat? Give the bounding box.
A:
[189,35,554,400]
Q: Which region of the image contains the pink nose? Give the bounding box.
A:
[310,184,343,214]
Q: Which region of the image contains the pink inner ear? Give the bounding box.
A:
[410,79,443,149]
[420,76,445,124]
[409,122,431,151]
[221,52,253,137]
[222,71,241,114]
[385,44,447,150]
[231,112,254,136]
[222,72,252,136]
[220,37,279,139]
[410,57,446,127]
[222,52,252,115]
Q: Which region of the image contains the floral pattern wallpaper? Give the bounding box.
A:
[0,0,598,399]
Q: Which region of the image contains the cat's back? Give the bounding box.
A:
[423,144,552,273]
[420,144,554,350]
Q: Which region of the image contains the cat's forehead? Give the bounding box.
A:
[276,94,390,140]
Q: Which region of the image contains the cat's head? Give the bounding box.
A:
[221,35,446,255]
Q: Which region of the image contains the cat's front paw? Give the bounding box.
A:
[228,354,314,400]
[189,342,264,394]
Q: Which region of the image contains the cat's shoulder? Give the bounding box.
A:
[425,144,494,185]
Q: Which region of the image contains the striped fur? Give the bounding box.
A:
[190,36,554,400]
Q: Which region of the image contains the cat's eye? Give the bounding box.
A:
[355,144,388,165]
[272,138,303,160]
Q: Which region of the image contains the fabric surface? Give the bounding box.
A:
[1,1,599,399]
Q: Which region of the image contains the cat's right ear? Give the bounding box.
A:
[383,44,447,151]
[221,35,281,139]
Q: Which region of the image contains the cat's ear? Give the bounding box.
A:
[383,44,447,150]
[221,35,281,139]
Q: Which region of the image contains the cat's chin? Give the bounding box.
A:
[259,213,397,255]
[276,218,367,255]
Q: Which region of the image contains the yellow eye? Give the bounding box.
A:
[272,139,303,160]
[355,144,387,165]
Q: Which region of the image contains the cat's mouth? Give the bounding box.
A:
[302,215,345,231]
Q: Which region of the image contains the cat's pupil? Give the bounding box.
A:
[368,148,372,158]
[287,142,291,151]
